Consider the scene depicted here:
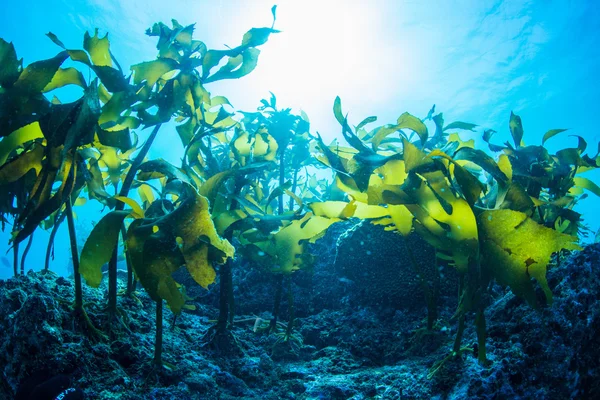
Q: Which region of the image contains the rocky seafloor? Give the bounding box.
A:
[1,221,599,399]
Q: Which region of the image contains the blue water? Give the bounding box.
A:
[1,0,599,278]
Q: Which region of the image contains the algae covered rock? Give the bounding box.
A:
[333,220,457,309]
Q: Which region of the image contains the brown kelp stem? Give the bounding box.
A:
[216,177,243,332]
[285,275,295,338]
[154,299,163,366]
[65,200,83,309]
[45,211,66,271]
[270,274,284,332]
[452,276,465,353]
[108,124,162,315]
[13,242,19,277]
[20,232,34,275]
[122,225,133,294]
[288,168,298,211]
[269,150,286,332]
[217,258,233,333]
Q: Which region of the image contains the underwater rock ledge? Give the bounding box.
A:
[0,242,598,399]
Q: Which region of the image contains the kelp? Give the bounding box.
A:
[1,5,598,372]
[313,97,597,364]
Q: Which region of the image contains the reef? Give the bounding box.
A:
[1,223,598,399]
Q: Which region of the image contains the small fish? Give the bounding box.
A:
[338,277,355,285]
[1,256,10,268]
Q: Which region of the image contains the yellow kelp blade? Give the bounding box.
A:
[0,145,44,184]
[267,213,341,274]
[478,209,581,307]
[309,200,413,236]
[398,170,479,272]
[125,192,235,313]
[42,67,87,93]
[172,193,234,287]
[0,122,44,165]
[114,196,145,219]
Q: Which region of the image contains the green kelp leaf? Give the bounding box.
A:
[242,28,279,48]
[199,170,234,208]
[91,65,129,93]
[13,51,69,95]
[174,193,234,283]
[42,67,87,92]
[265,180,292,211]
[310,200,413,235]
[127,192,234,313]
[98,91,138,129]
[371,112,428,149]
[478,209,581,307]
[126,218,186,313]
[114,196,144,218]
[502,182,535,213]
[542,128,568,145]
[46,32,66,49]
[39,78,101,151]
[137,159,193,187]
[428,149,485,206]
[399,168,479,272]
[396,112,428,146]
[14,151,76,244]
[0,144,44,184]
[131,58,179,88]
[333,96,346,126]
[482,129,505,152]
[262,213,340,274]
[402,138,428,172]
[356,116,377,131]
[444,121,478,131]
[453,147,509,187]
[85,158,115,206]
[509,111,524,148]
[204,48,261,83]
[571,135,588,153]
[96,127,133,153]
[0,122,44,165]
[0,38,22,87]
[80,210,130,287]
[83,29,112,67]
[271,5,278,26]
[572,177,600,197]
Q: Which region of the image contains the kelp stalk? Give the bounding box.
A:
[45,211,66,271]
[108,124,162,314]
[288,168,298,211]
[20,232,34,275]
[270,150,286,331]
[66,200,83,309]
[13,242,19,277]
[270,274,284,332]
[217,258,233,332]
[452,276,466,354]
[217,176,243,332]
[122,225,133,294]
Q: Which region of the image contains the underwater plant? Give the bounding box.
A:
[201,92,341,346]
[311,97,598,364]
[0,7,278,364]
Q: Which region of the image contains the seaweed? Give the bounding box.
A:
[313,98,596,365]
